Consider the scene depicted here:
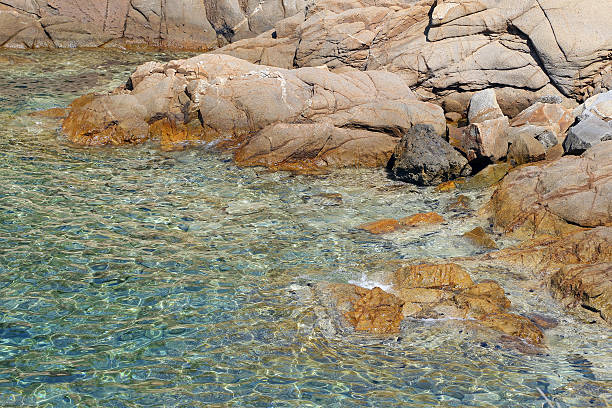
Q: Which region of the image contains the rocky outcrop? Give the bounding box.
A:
[564,91,612,155]
[327,263,544,344]
[487,141,612,239]
[62,53,445,171]
[0,0,304,50]
[389,124,471,186]
[219,0,612,110]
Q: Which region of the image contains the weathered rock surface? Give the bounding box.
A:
[321,263,544,343]
[487,141,612,239]
[550,263,612,324]
[0,0,305,50]
[63,54,445,171]
[219,0,612,109]
[390,124,471,186]
[510,102,574,140]
[463,227,498,249]
[358,212,445,234]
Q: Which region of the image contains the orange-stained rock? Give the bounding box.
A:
[510,102,574,138]
[463,227,498,249]
[454,281,511,317]
[28,107,68,119]
[480,313,544,345]
[399,212,445,227]
[484,227,612,275]
[393,263,474,290]
[447,195,471,211]
[149,118,217,151]
[550,263,612,324]
[435,179,462,192]
[358,219,401,234]
[344,286,405,334]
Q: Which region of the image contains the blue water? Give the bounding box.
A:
[0,49,610,407]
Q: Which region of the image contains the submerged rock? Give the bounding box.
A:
[550,263,612,324]
[463,227,498,249]
[358,212,445,234]
[358,219,400,235]
[326,263,544,344]
[390,124,471,186]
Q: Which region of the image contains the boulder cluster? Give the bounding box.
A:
[24,0,612,344]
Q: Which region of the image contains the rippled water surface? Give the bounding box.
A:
[0,49,610,407]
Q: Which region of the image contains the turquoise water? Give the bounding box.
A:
[0,49,610,407]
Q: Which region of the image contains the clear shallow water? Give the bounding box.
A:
[0,49,610,407]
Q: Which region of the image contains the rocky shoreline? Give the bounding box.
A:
[22,0,612,347]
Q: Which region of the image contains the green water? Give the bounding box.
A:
[0,49,610,407]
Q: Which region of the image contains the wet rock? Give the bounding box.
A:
[303,193,343,207]
[563,116,612,155]
[390,124,471,186]
[392,263,474,290]
[550,263,612,324]
[28,107,68,119]
[507,133,546,166]
[468,89,504,124]
[343,286,405,334]
[479,313,543,345]
[460,163,510,190]
[487,141,612,238]
[527,314,559,330]
[484,227,612,274]
[463,227,498,249]
[435,179,463,192]
[358,219,400,235]
[399,212,445,227]
[446,195,471,211]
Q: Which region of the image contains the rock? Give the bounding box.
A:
[510,102,574,139]
[392,263,474,290]
[488,141,612,238]
[220,0,611,111]
[343,286,405,334]
[453,117,510,163]
[550,263,612,324]
[390,124,471,186]
[468,89,504,124]
[445,112,462,123]
[507,133,546,166]
[399,212,445,227]
[460,163,510,190]
[463,227,498,249]
[28,107,68,119]
[484,227,612,274]
[535,130,558,150]
[479,313,543,345]
[563,116,612,155]
[576,90,612,121]
[64,54,445,172]
[545,143,564,161]
[358,219,400,234]
[0,0,304,50]
[527,313,559,330]
[435,179,463,192]
[446,195,471,211]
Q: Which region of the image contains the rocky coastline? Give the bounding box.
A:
[19,0,612,347]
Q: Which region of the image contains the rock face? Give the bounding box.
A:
[0,0,305,50]
[219,0,612,109]
[550,263,612,324]
[63,54,445,171]
[564,116,612,155]
[390,124,471,186]
[487,141,612,239]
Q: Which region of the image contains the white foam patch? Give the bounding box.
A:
[348,273,393,292]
